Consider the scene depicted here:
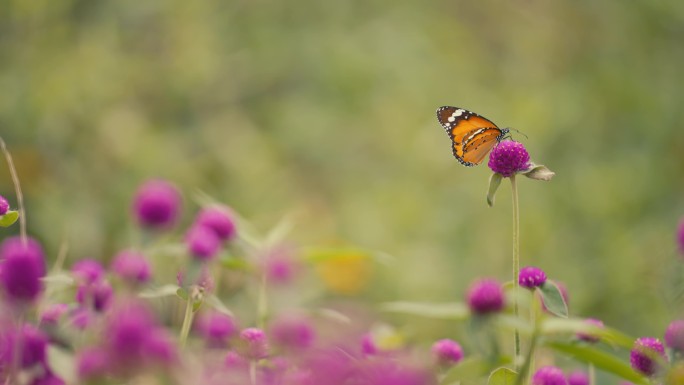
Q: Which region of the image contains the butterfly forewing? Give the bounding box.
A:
[436,106,503,166]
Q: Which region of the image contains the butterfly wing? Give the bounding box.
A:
[436,106,502,166]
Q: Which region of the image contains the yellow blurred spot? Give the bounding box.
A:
[315,251,373,295]
[373,324,405,351]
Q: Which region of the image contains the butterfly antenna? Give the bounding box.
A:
[509,128,528,139]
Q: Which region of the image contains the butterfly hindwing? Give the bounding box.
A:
[436,106,504,166]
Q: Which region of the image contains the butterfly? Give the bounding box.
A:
[436,106,510,167]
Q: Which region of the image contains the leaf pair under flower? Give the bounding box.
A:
[486,164,555,207]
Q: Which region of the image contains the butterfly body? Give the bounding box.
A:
[436,106,509,166]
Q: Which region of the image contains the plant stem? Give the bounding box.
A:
[179,295,195,348]
[589,363,595,385]
[257,273,268,329]
[250,361,257,385]
[511,175,521,369]
[0,137,27,245]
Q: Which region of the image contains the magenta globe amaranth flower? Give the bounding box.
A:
[532,366,567,385]
[186,224,221,261]
[519,266,547,289]
[567,371,589,385]
[76,347,110,381]
[111,250,151,284]
[488,140,530,177]
[270,316,316,351]
[0,324,48,369]
[0,236,46,303]
[361,333,378,356]
[431,339,463,366]
[40,303,69,325]
[0,195,8,215]
[76,279,113,312]
[630,337,666,376]
[133,179,182,229]
[466,278,505,315]
[678,219,684,254]
[576,318,604,343]
[71,259,105,284]
[239,328,268,359]
[195,311,237,347]
[195,207,237,241]
[666,320,684,351]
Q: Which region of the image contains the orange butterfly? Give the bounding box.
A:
[436,106,510,166]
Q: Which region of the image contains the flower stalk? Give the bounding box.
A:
[511,174,521,368]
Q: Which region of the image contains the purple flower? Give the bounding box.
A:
[0,324,48,369]
[270,316,316,351]
[76,347,110,381]
[71,259,105,284]
[0,236,46,303]
[361,333,378,356]
[532,366,567,385]
[576,318,604,343]
[0,195,8,215]
[519,266,547,289]
[678,219,684,254]
[224,351,248,369]
[630,337,666,376]
[466,278,505,315]
[239,328,268,359]
[30,371,65,385]
[76,280,113,312]
[665,320,684,351]
[567,371,589,385]
[431,339,463,366]
[111,250,151,284]
[40,304,69,325]
[264,247,299,284]
[69,307,92,330]
[186,225,221,261]
[195,311,237,347]
[133,179,182,229]
[362,361,434,385]
[195,207,237,241]
[104,301,177,374]
[488,140,531,177]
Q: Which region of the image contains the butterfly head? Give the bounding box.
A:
[497,128,511,142]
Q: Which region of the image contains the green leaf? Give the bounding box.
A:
[441,356,489,385]
[221,256,252,271]
[522,165,555,181]
[176,287,188,301]
[41,273,75,287]
[0,211,19,227]
[541,318,634,348]
[312,308,352,324]
[547,341,649,385]
[47,346,76,384]
[139,284,181,299]
[487,173,503,207]
[381,301,469,320]
[204,294,233,316]
[192,298,203,313]
[537,281,568,318]
[487,367,517,385]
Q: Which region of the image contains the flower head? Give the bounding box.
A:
[361,333,378,356]
[666,320,684,351]
[111,250,151,284]
[488,140,530,177]
[519,266,547,289]
[0,195,8,215]
[567,371,589,385]
[576,318,604,343]
[133,179,182,229]
[532,366,567,385]
[0,324,48,369]
[71,259,105,284]
[678,219,684,254]
[40,304,69,325]
[195,311,237,347]
[194,207,237,241]
[76,347,110,381]
[630,337,666,376]
[270,316,316,351]
[185,225,221,261]
[239,328,268,359]
[431,339,463,366]
[0,236,46,304]
[76,280,113,312]
[466,278,505,315]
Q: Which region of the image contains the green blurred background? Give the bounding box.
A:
[1,0,683,339]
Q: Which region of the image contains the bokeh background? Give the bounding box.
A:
[1,0,683,341]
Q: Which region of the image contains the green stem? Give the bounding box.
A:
[511,175,521,369]
[179,296,195,348]
[257,273,268,329]
[0,137,27,245]
[589,363,595,385]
